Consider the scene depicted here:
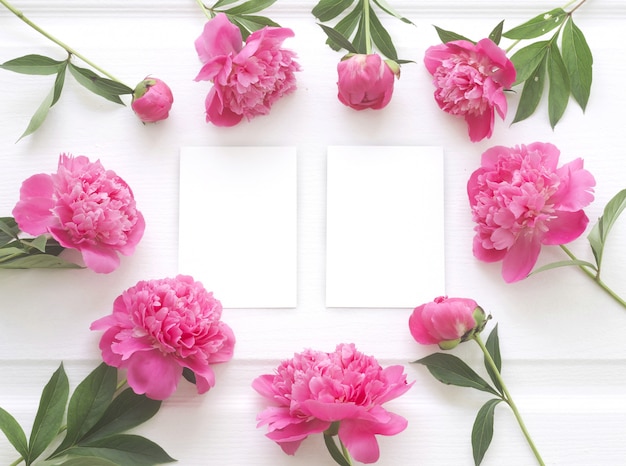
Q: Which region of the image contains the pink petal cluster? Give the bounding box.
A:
[12,153,145,273]
[424,38,516,142]
[194,13,300,127]
[252,343,413,464]
[337,53,398,110]
[409,296,484,350]
[91,275,235,400]
[131,77,174,123]
[468,142,596,283]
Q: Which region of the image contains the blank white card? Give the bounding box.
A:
[326,146,445,308]
[179,146,297,308]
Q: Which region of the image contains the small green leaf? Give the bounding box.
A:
[51,63,67,107]
[52,364,117,456]
[0,54,66,75]
[530,259,598,276]
[67,434,175,465]
[17,85,55,141]
[434,25,474,44]
[369,7,397,60]
[81,388,161,443]
[68,64,132,104]
[0,407,29,460]
[213,0,239,8]
[472,399,502,465]
[224,0,277,15]
[414,353,499,396]
[488,20,504,45]
[562,18,592,111]
[547,42,570,128]
[325,3,362,51]
[28,235,49,253]
[0,218,20,246]
[29,364,70,464]
[352,9,368,54]
[503,8,567,40]
[227,14,279,39]
[372,0,414,25]
[0,254,80,269]
[312,0,354,22]
[318,23,358,54]
[484,325,503,395]
[54,458,119,466]
[510,40,549,86]
[511,54,547,124]
[323,433,351,466]
[588,189,626,271]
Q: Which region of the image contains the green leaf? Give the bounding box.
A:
[414,353,499,396]
[510,40,549,86]
[67,434,175,465]
[472,399,502,465]
[213,0,239,8]
[530,259,598,276]
[17,85,55,141]
[0,217,20,246]
[369,7,397,60]
[29,364,70,464]
[81,388,161,443]
[68,64,132,104]
[588,189,626,271]
[312,0,354,22]
[488,20,504,45]
[323,433,351,466]
[434,25,474,44]
[325,2,362,51]
[318,23,358,54]
[224,0,277,15]
[561,18,592,111]
[547,42,570,128]
[51,63,67,107]
[503,8,567,40]
[511,54,547,124]
[52,364,117,456]
[484,326,503,395]
[53,458,119,466]
[0,54,66,75]
[372,0,414,25]
[0,407,29,460]
[28,235,49,253]
[0,254,80,269]
[352,6,369,54]
[228,14,279,36]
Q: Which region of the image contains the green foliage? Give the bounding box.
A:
[0,363,173,466]
[312,0,413,61]
[472,399,502,465]
[588,189,626,274]
[323,431,352,466]
[0,217,80,269]
[206,0,279,39]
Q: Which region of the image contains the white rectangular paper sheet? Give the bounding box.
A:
[325,146,445,308]
[179,146,297,308]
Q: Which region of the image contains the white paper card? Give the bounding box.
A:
[326,146,445,308]
[179,147,297,308]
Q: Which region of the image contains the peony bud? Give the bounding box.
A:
[336,53,398,110]
[408,296,487,350]
[131,77,174,123]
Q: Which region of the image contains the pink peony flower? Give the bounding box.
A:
[12,153,145,273]
[131,77,174,123]
[409,296,486,350]
[468,142,596,282]
[337,53,398,110]
[424,38,516,142]
[90,275,235,400]
[193,13,300,127]
[252,343,412,464]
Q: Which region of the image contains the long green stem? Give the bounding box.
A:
[362,0,372,54]
[0,0,126,84]
[474,335,546,466]
[559,245,626,309]
[9,458,23,466]
[339,437,355,466]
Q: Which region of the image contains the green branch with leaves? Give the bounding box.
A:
[195,0,281,40]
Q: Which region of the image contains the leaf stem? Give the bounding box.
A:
[0,0,126,84]
[362,0,373,54]
[8,458,23,466]
[565,0,587,15]
[195,0,214,20]
[474,334,545,466]
[559,245,626,309]
[339,437,355,466]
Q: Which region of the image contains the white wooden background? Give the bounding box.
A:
[1,1,626,465]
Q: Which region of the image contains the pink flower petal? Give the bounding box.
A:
[502,232,542,283]
[126,350,183,400]
[194,13,242,63]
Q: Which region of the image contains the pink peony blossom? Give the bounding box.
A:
[194,13,300,127]
[252,343,412,464]
[337,53,398,110]
[409,296,485,350]
[12,153,145,273]
[131,77,174,123]
[468,142,596,282]
[91,275,235,400]
[424,38,516,142]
